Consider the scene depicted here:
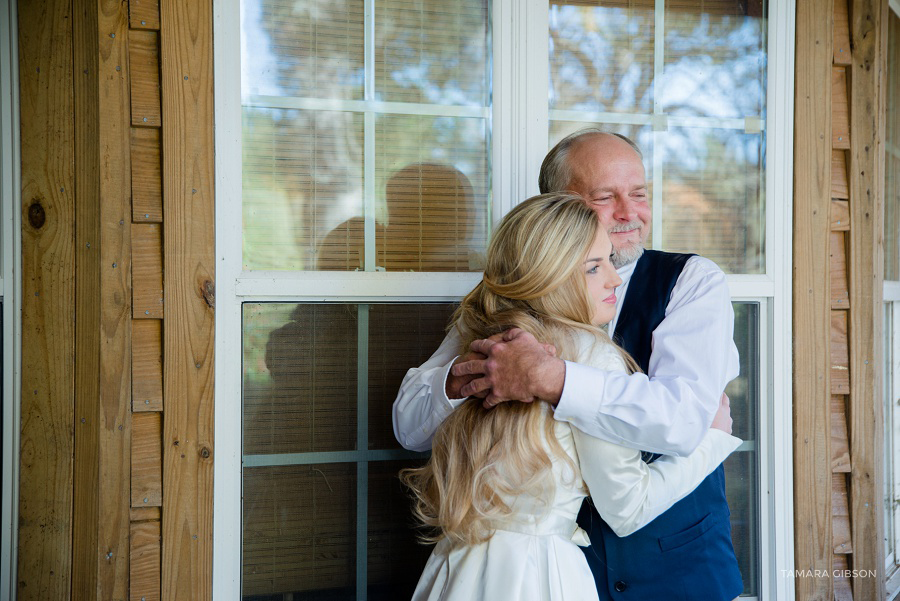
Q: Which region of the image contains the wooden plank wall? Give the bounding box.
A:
[794,1,887,599]
[17,0,215,598]
[17,0,76,597]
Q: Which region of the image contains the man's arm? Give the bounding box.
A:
[392,328,471,451]
[455,257,739,456]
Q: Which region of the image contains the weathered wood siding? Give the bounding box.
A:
[16,0,214,598]
[793,0,887,599]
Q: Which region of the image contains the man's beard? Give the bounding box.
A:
[608,222,645,268]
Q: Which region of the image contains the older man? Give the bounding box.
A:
[392,130,742,600]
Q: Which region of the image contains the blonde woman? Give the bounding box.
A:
[401,193,740,601]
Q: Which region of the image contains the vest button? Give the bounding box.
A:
[614,581,627,592]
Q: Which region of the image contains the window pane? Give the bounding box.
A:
[368,303,457,449]
[243,463,357,599]
[548,1,767,275]
[726,301,760,597]
[244,304,359,454]
[368,460,432,599]
[885,303,896,567]
[662,127,764,274]
[242,0,491,272]
[549,2,655,114]
[375,0,489,105]
[661,3,767,118]
[242,302,455,598]
[242,0,365,99]
[243,108,364,271]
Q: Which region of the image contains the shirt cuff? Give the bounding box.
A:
[553,360,607,422]
[433,354,468,410]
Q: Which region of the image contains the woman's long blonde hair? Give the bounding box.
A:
[400,193,637,546]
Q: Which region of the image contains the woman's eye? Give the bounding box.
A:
[587,266,598,274]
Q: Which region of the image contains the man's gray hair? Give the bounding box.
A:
[538,128,643,194]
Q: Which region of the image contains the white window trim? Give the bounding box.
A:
[0,0,22,597]
[213,1,796,598]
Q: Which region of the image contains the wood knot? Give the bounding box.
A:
[28,201,46,229]
[200,279,215,309]
[199,447,211,459]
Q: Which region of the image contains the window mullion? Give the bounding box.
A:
[356,304,370,601]
[651,0,665,251]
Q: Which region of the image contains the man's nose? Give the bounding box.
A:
[611,197,635,221]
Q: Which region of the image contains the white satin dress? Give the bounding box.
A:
[410,334,741,601]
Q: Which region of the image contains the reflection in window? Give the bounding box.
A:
[241,0,491,272]
[241,303,455,600]
[549,0,767,274]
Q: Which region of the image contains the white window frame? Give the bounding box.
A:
[885,4,900,599]
[0,0,21,597]
[213,1,795,598]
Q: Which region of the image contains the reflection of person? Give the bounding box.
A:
[393,130,743,600]
[316,163,477,271]
[401,194,740,601]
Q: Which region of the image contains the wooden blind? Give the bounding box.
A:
[662,128,764,274]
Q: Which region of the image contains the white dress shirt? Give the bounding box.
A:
[392,254,739,455]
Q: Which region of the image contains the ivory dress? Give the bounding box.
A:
[410,334,741,601]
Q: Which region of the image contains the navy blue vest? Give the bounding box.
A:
[577,250,743,600]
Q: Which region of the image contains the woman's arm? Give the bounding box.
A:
[571,427,741,537]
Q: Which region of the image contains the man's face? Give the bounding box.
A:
[565,134,651,268]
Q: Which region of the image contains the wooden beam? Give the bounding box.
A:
[16,0,76,597]
[130,520,161,601]
[831,395,851,472]
[847,0,887,598]
[833,66,851,149]
[132,412,162,508]
[133,223,164,318]
[834,0,853,65]
[832,150,849,200]
[133,319,163,412]
[131,127,162,222]
[129,0,160,30]
[72,1,132,599]
[129,30,160,127]
[160,0,216,598]
[793,0,834,597]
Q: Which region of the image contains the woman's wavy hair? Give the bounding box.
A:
[400,193,637,546]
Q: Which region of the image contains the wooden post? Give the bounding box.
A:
[793,0,834,598]
[847,0,887,598]
[17,0,76,597]
[71,0,133,599]
[160,0,216,598]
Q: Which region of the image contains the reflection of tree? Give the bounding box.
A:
[550,2,766,121]
[243,0,490,271]
[550,2,767,273]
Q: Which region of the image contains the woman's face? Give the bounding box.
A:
[583,229,622,326]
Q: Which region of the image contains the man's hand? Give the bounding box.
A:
[451,328,566,409]
[710,393,733,434]
[446,349,487,399]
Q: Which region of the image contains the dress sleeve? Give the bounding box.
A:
[572,427,741,537]
[391,327,466,451]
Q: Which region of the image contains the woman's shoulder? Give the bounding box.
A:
[570,328,627,370]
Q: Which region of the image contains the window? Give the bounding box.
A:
[215,1,795,599]
[883,4,900,596]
